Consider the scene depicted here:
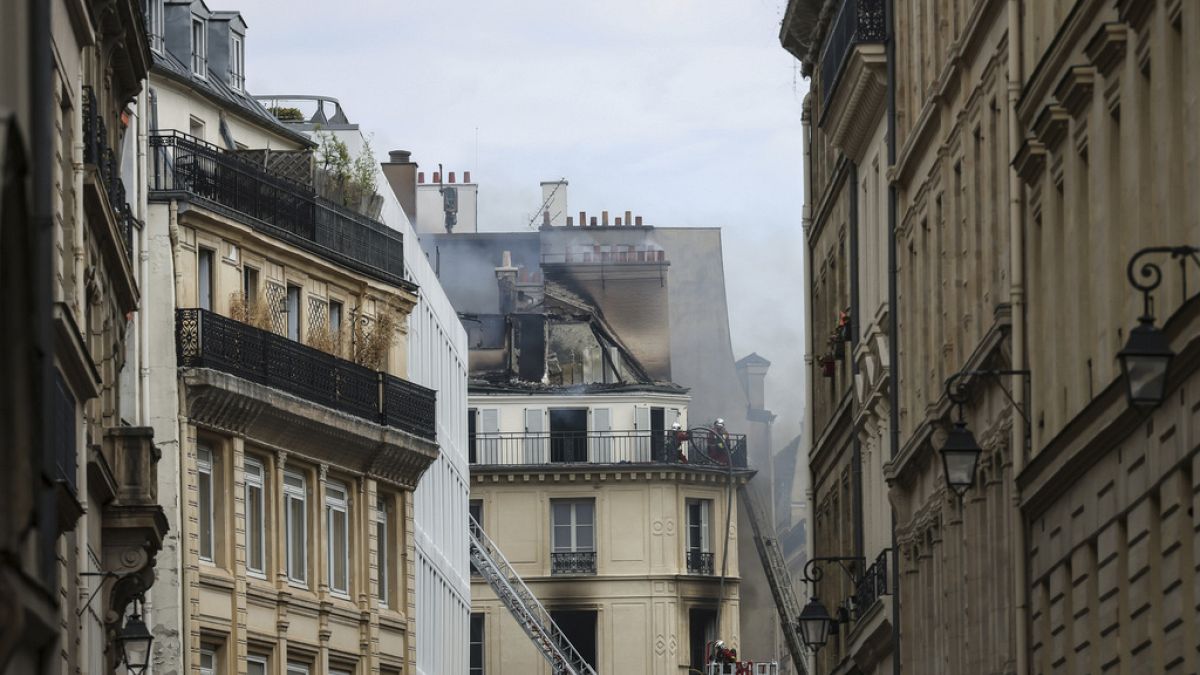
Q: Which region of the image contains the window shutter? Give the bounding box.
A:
[591,408,612,463]
[479,408,500,464]
[634,405,651,461]
[524,408,545,463]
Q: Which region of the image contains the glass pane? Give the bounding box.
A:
[377,518,388,603]
[198,469,213,560]
[198,249,212,310]
[552,502,570,527]
[553,524,572,552]
[576,501,594,526]
[248,660,267,675]
[576,524,593,551]
[331,509,348,592]
[247,483,263,572]
[289,496,306,582]
[285,471,304,490]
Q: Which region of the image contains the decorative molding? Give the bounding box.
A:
[1084,23,1128,78]
[1053,66,1096,118]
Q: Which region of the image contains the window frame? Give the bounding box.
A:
[246,654,268,675]
[686,498,712,554]
[376,495,390,607]
[550,499,595,553]
[190,16,208,78]
[230,33,245,91]
[286,663,310,675]
[286,284,302,341]
[325,479,351,597]
[283,469,308,586]
[244,457,267,577]
[146,0,165,53]
[198,247,214,311]
[469,613,485,675]
[197,445,215,563]
[199,644,218,675]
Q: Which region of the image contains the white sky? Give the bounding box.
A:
[238,0,809,446]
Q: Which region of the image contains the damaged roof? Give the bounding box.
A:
[469,378,688,396]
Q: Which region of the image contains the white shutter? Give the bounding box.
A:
[524,408,545,464]
[591,408,611,463]
[480,408,500,463]
[634,405,651,461]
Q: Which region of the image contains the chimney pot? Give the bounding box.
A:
[449,172,456,184]
[567,216,574,226]
[542,210,550,227]
[464,171,471,183]
[625,210,632,225]
[418,171,425,183]
[590,216,597,227]
[389,150,412,163]
[432,171,441,183]
[615,217,622,226]
[635,216,643,226]
[602,210,609,227]
[579,211,586,227]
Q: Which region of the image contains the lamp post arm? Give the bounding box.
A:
[1127,245,1200,319]
[801,555,866,587]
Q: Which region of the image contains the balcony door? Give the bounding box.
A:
[523,407,546,464]
[550,408,587,462]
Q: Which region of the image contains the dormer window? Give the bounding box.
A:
[145,0,164,53]
[230,34,245,91]
[191,17,207,78]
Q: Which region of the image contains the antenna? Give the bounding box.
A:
[527,177,566,230]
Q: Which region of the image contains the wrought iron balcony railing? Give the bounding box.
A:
[468,430,747,468]
[853,548,890,616]
[176,308,436,441]
[551,551,597,576]
[819,0,887,110]
[687,550,715,575]
[148,131,405,286]
[82,86,136,258]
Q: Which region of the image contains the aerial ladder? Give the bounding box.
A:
[735,483,808,675]
[468,514,598,675]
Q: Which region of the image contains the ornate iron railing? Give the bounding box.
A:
[468,430,747,468]
[175,308,436,440]
[819,0,887,110]
[853,548,890,616]
[148,131,405,286]
[687,550,715,575]
[551,551,597,576]
[82,86,137,260]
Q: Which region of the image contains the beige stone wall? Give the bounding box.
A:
[470,470,741,674]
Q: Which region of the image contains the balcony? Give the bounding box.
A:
[469,430,747,468]
[551,551,597,576]
[687,550,715,575]
[82,86,140,311]
[148,131,405,287]
[853,549,890,616]
[176,308,436,441]
[818,0,886,112]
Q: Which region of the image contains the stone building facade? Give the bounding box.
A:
[139,2,443,674]
[784,0,1200,674]
[1,1,169,674]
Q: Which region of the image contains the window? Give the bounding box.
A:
[469,614,485,675]
[549,611,597,670]
[330,300,343,351]
[198,248,214,311]
[243,266,259,308]
[191,17,208,77]
[467,407,477,463]
[200,645,217,675]
[146,0,164,53]
[326,480,350,596]
[551,499,594,553]
[245,458,266,576]
[286,284,301,341]
[247,656,268,675]
[329,669,353,675]
[469,500,483,577]
[190,116,206,141]
[286,664,309,675]
[283,470,308,584]
[376,496,390,606]
[197,445,215,562]
[230,34,245,91]
[689,608,718,670]
[549,408,587,462]
[686,499,713,574]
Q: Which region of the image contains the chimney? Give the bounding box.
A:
[381,149,419,225]
[625,210,632,226]
[566,216,574,226]
[542,210,550,228]
[448,171,456,184]
[615,217,622,226]
[540,180,569,226]
[432,171,441,183]
[590,216,597,227]
[496,250,519,315]
[464,171,472,183]
[579,211,586,227]
[602,210,609,227]
[635,215,643,226]
[736,355,772,412]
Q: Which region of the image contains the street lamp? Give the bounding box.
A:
[1117,246,1198,408]
[797,597,833,652]
[116,602,153,675]
[940,419,982,496]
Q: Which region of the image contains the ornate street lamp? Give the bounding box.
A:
[116,601,153,675]
[1117,246,1198,407]
[940,419,982,496]
[797,597,833,652]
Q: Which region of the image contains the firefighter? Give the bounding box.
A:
[706,418,731,466]
[672,422,689,463]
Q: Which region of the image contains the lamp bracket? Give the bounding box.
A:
[944,369,1032,426]
[1127,245,1200,320]
[801,555,865,587]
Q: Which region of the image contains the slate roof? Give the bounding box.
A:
[151,49,314,148]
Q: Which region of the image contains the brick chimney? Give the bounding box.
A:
[495,250,519,315]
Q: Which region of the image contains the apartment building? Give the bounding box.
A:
[463,273,749,674]
[1,1,169,674]
[784,0,1200,673]
[140,3,443,674]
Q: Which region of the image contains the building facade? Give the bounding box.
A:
[1,1,170,674]
[140,3,443,674]
[785,0,1200,674]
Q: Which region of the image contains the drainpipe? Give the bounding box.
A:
[73,84,86,314]
[884,0,901,673]
[138,88,150,425]
[801,94,816,675]
[1006,0,1029,673]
